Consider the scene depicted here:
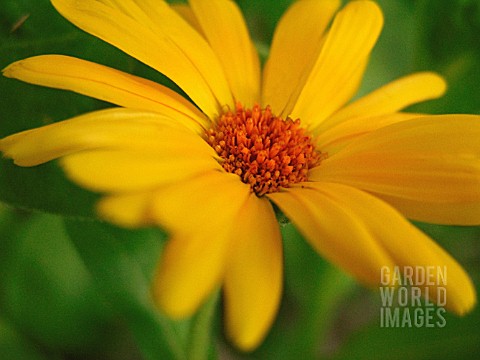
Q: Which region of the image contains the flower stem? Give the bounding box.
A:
[187,290,220,360]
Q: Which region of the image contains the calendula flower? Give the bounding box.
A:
[1,0,479,350]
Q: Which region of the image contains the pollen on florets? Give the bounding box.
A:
[205,103,324,196]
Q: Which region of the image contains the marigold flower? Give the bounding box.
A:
[1,0,479,351]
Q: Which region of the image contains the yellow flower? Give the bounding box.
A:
[1,0,479,351]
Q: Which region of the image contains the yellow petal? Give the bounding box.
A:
[310,115,480,225]
[291,1,383,127]
[0,108,215,166]
[314,155,480,203]
[97,192,153,228]
[376,195,480,225]
[151,172,250,317]
[319,115,480,158]
[267,186,396,286]
[224,195,282,351]
[3,55,209,133]
[321,72,446,130]
[61,150,221,193]
[317,112,424,154]
[262,0,341,116]
[190,0,260,107]
[284,30,370,126]
[171,3,203,35]
[303,182,476,315]
[51,0,233,118]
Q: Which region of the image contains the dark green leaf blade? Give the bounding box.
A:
[64,219,189,360]
[334,304,480,360]
[0,317,60,360]
[0,210,114,353]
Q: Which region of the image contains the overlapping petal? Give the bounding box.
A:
[300,182,476,315]
[171,3,203,34]
[262,0,341,116]
[0,108,216,166]
[315,70,445,150]
[321,72,446,130]
[267,185,396,286]
[2,55,209,133]
[151,172,251,317]
[190,0,260,107]
[61,150,222,193]
[373,195,480,226]
[97,192,153,228]
[317,112,423,154]
[224,195,283,351]
[310,115,480,225]
[51,0,233,118]
[291,0,383,127]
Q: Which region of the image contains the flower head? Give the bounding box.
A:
[1,0,479,351]
[206,103,323,195]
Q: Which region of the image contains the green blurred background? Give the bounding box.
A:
[0,0,479,359]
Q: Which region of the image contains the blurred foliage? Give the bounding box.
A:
[0,0,479,359]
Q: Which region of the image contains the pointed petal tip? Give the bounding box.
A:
[0,134,37,167]
[2,61,17,77]
[2,57,43,79]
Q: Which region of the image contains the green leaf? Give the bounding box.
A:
[187,291,220,360]
[64,219,189,360]
[0,0,108,217]
[334,299,480,360]
[411,0,480,114]
[0,161,99,218]
[359,0,418,97]
[236,0,293,48]
[1,206,212,359]
[0,211,114,353]
[0,317,59,360]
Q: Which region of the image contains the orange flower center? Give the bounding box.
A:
[206,103,323,196]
